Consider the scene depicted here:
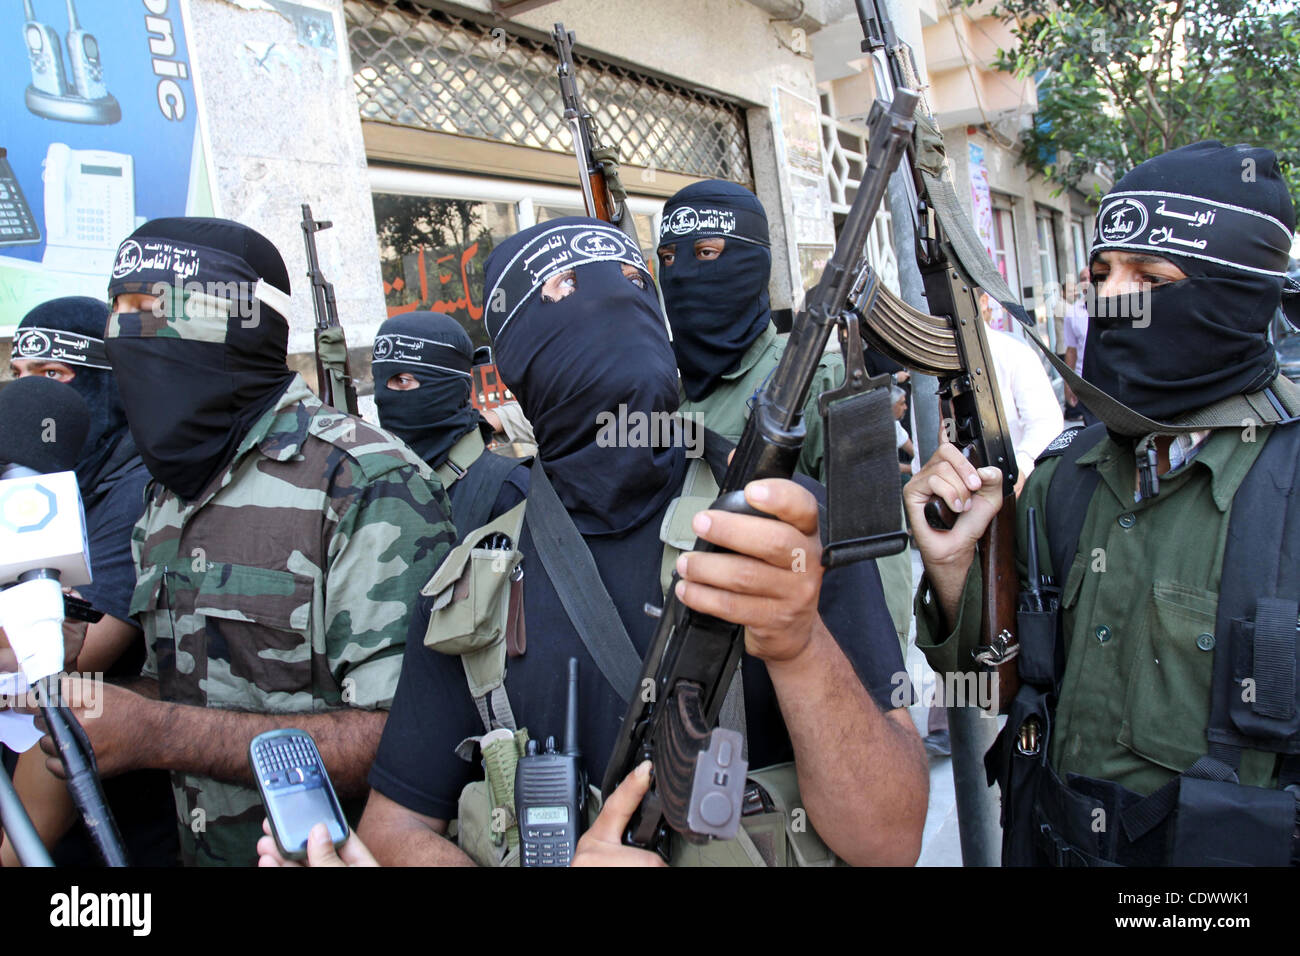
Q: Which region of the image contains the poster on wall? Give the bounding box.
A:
[1,0,211,332]
[771,86,836,304]
[969,143,996,262]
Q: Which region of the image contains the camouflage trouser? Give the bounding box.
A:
[172,774,265,867]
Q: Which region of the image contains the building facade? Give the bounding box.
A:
[1,0,1099,402]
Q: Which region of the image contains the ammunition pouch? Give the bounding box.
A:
[422,501,527,739]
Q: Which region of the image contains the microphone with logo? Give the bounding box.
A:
[0,376,127,867]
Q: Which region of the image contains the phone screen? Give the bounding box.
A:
[269,783,347,853]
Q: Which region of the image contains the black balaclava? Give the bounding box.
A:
[1084,141,1296,423]
[658,180,773,401]
[372,310,483,469]
[104,218,297,502]
[14,296,133,492]
[483,217,684,536]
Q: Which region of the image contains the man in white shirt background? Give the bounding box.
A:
[1061,268,1096,425]
[978,292,1066,495]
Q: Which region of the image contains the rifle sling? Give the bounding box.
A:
[524,458,643,703]
[822,382,909,567]
[524,448,748,743]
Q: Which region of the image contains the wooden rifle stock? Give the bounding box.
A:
[979,495,1020,713]
[588,169,615,224]
[925,490,1020,714]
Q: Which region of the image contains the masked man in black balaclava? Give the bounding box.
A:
[907,142,1300,866]
[4,297,179,867]
[349,217,926,869]
[372,311,527,539]
[658,180,843,481]
[28,217,456,867]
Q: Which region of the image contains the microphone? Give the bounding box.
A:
[0,379,92,681]
[0,378,93,679]
[0,376,127,866]
[0,376,90,477]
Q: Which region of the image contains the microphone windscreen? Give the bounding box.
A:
[0,377,90,474]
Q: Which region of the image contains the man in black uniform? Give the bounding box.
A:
[354,217,927,866]
[4,296,178,866]
[371,310,527,537]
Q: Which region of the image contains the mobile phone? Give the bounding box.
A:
[249,729,349,862]
[0,148,42,246]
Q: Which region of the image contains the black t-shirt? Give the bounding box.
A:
[80,453,151,633]
[370,474,907,821]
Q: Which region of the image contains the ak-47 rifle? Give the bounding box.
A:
[601,89,920,859]
[850,0,1021,712]
[301,204,359,416]
[552,23,640,247]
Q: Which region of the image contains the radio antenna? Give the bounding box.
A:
[563,657,580,756]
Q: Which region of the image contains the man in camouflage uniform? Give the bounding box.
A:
[37,218,454,866]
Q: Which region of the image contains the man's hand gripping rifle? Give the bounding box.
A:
[600,89,920,860]
[851,0,1023,712]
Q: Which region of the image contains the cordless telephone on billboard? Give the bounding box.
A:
[22,0,120,124]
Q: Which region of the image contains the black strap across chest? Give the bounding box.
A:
[519,430,734,704]
[451,448,525,544]
[524,457,643,703]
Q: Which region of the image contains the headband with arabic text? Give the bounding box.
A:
[106,236,292,337]
[483,222,649,341]
[371,332,472,377]
[1091,190,1293,277]
[658,202,769,248]
[12,327,111,370]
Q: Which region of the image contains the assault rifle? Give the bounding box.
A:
[601,89,920,858]
[850,0,1022,712]
[301,204,359,416]
[552,23,640,247]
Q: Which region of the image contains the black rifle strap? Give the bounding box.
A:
[1043,424,1107,588]
[822,386,908,566]
[452,450,528,545]
[1207,420,1300,754]
[524,458,642,702]
[700,426,733,484]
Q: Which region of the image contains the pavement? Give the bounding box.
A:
[902,547,965,867]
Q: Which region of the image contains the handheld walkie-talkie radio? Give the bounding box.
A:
[515,657,586,867]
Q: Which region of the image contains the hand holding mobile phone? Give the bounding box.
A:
[249,729,349,862]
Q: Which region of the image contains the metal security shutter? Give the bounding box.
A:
[347,0,753,186]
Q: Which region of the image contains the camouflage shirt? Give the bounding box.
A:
[129,375,455,866]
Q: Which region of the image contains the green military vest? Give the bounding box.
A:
[678,323,842,483]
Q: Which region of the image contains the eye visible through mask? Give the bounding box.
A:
[540,264,646,303]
